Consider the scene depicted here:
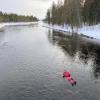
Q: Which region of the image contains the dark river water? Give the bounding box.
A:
[0,22,100,100]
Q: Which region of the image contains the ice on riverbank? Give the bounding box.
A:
[43,23,100,39]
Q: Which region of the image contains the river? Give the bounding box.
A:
[0,22,100,100]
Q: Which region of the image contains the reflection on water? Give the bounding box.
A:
[48,30,100,78]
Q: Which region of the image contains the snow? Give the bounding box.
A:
[0,22,37,30]
[0,24,5,32]
[4,22,37,26]
[79,24,100,39]
[0,24,5,29]
[43,23,100,39]
[43,24,72,33]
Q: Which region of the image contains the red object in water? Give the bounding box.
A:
[63,71,70,77]
[63,71,76,86]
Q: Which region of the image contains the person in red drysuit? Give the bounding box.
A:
[63,71,76,86]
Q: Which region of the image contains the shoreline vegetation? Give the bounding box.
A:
[0,11,38,22]
[45,0,100,33]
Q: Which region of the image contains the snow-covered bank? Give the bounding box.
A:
[0,24,5,32]
[79,24,100,39]
[0,24,5,29]
[3,22,37,26]
[43,23,100,39]
[0,22,38,29]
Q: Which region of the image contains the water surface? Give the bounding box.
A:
[0,23,100,100]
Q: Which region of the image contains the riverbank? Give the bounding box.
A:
[43,23,100,40]
[0,22,38,30]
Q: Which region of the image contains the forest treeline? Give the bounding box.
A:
[46,0,100,28]
[0,11,38,22]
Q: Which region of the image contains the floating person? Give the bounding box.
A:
[63,70,76,86]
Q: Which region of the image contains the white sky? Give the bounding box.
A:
[0,0,58,19]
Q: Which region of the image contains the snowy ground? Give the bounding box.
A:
[0,22,38,30]
[43,23,100,40]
